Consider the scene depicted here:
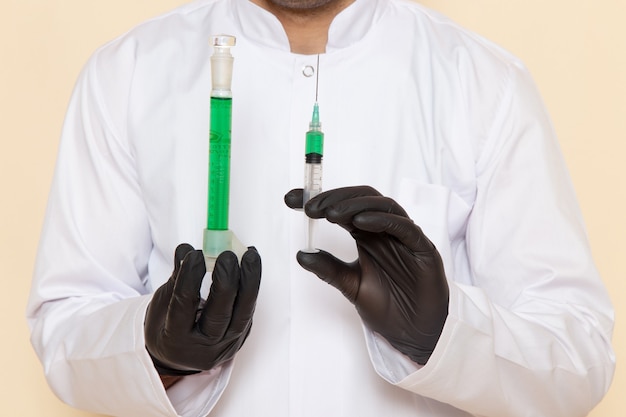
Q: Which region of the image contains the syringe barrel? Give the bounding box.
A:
[303,125,324,206]
[305,128,324,156]
[303,160,322,253]
[303,160,323,205]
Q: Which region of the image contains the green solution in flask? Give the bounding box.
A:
[207,95,232,231]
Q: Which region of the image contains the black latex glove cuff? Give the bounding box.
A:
[148,354,202,376]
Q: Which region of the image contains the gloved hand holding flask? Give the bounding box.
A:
[285,186,449,365]
[144,244,261,376]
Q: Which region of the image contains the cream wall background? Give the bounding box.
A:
[1,0,623,415]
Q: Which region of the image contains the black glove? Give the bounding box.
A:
[285,186,448,365]
[145,243,261,375]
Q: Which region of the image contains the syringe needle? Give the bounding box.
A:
[315,54,320,102]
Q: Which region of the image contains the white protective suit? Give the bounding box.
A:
[27,0,615,416]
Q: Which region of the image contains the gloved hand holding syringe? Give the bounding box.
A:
[292,56,447,364]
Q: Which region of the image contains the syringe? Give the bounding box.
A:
[302,55,324,253]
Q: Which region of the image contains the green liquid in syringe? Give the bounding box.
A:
[207,96,232,231]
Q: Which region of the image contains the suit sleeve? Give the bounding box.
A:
[365,63,615,417]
